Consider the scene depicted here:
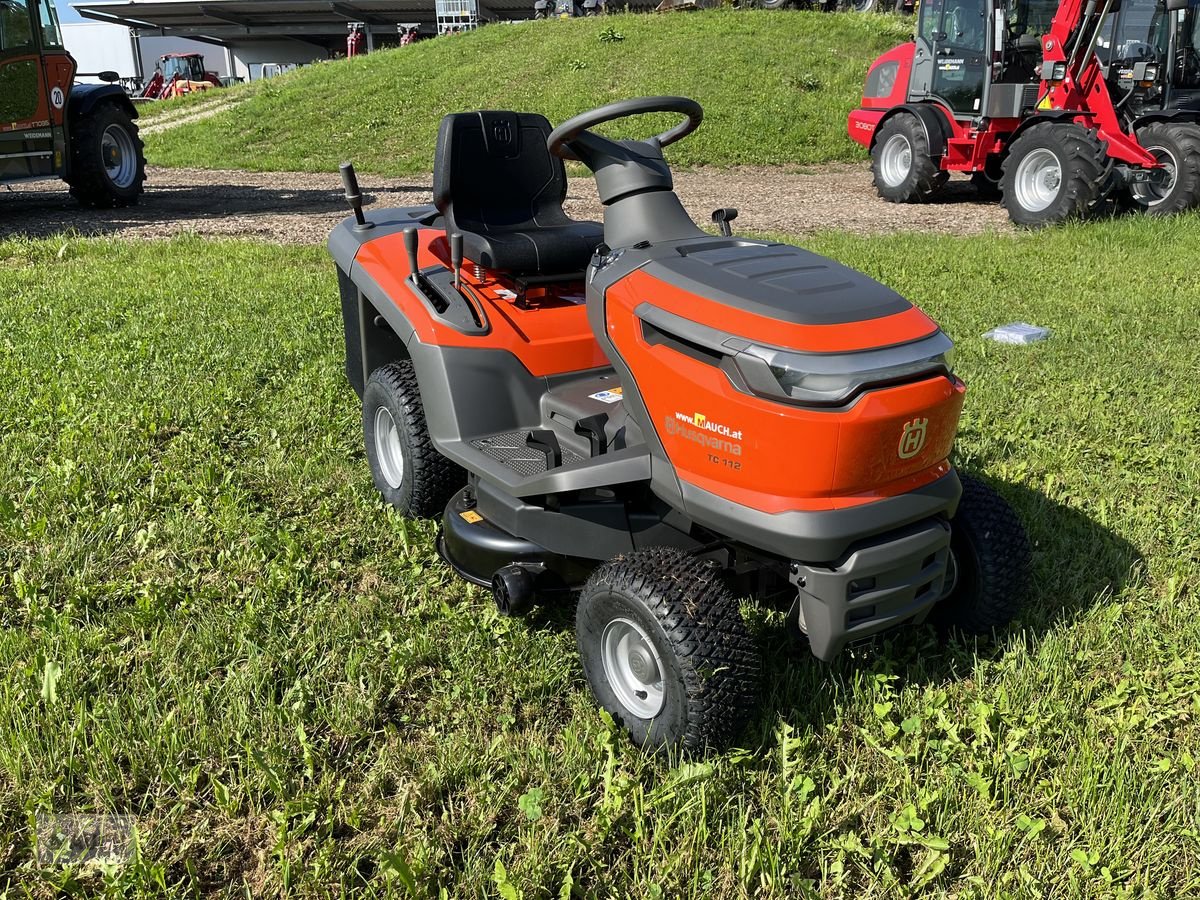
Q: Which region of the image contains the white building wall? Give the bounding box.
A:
[62,21,231,84]
[227,39,327,82]
[61,22,136,80]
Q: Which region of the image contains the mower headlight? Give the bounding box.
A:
[732,332,955,407]
[1143,63,1159,81]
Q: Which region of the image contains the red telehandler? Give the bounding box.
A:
[1,0,145,206]
[848,0,1195,225]
[140,52,221,100]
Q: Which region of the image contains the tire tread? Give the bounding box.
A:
[936,473,1032,632]
[365,361,464,518]
[871,113,949,204]
[1000,123,1107,226]
[1132,122,1200,215]
[65,103,146,209]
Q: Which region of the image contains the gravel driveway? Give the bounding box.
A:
[2,164,1011,244]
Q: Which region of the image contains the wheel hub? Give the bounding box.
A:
[1132,144,1179,207]
[942,549,959,597]
[601,617,665,719]
[1013,148,1063,213]
[100,123,138,189]
[373,406,405,489]
[879,133,913,188]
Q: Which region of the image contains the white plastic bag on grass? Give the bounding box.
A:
[982,322,1051,345]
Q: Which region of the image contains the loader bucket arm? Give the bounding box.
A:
[1039,0,1160,165]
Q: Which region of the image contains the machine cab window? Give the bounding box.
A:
[0,0,38,124]
[919,0,989,114]
[0,0,35,50]
[37,0,63,48]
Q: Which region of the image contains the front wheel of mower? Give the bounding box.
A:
[870,114,948,203]
[932,473,1032,634]
[576,547,760,755]
[362,361,465,518]
[1000,123,1107,227]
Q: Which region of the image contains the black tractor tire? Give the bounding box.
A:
[65,101,146,208]
[932,473,1032,634]
[362,361,465,518]
[1123,122,1200,215]
[576,547,760,755]
[1000,123,1108,227]
[870,114,948,203]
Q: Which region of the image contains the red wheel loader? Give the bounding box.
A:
[1,0,146,206]
[141,52,222,101]
[847,0,1195,225]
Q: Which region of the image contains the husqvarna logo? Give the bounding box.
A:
[491,120,513,144]
[898,417,928,459]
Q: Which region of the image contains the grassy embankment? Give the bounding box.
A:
[140,10,909,174]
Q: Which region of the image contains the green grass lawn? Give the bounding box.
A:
[142,10,909,175]
[2,220,1199,898]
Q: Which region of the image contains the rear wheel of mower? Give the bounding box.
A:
[1000,123,1107,227]
[870,114,948,203]
[576,547,760,755]
[1125,122,1200,215]
[932,473,1032,634]
[65,102,146,208]
[362,361,465,518]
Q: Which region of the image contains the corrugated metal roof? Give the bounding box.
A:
[73,0,643,35]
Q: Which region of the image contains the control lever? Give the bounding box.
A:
[450,232,464,292]
[525,430,563,470]
[402,227,420,284]
[574,414,609,456]
[711,207,739,237]
[339,161,373,231]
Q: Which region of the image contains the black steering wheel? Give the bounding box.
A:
[546,96,703,161]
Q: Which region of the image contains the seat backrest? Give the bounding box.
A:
[432,111,570,232]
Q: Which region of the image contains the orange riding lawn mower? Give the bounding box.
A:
[330,97,1033,754]
[849,0,1200,225]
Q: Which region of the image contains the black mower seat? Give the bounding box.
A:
[432,111,604,277]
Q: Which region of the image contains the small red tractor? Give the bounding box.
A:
[1,0,145,206]
[141,52,221,100]
[848,0,1198,225]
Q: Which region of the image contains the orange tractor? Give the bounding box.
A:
[141,52,221,100]
[1,0,145,206]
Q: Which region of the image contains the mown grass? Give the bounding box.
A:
[142,10,910,175]
[1,219,1198,898]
